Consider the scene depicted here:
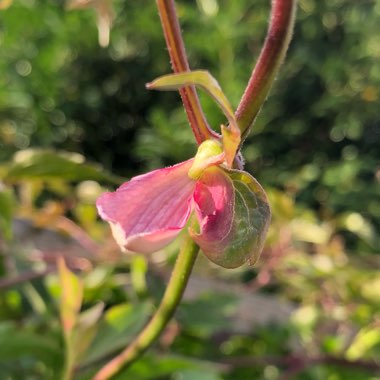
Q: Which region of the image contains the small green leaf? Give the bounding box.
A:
[225,170,271,267]
[82,302,152,366]
[71,302,104,363]
[112,354,222,380]
[346,326,380,360]
[58,257,83,336]
[130,255,149,298]
[1,149,122,184]
[195,169,271,269]
[147,70,235,128]
[221,124,241,167]
[0,184,15,240]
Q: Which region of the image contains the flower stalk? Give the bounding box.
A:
[236,0,297,140]
[93,233,199,380]
[156,0,217,143]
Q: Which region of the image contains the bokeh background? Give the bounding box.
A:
[0,1,379,379]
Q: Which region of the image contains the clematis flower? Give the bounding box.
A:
[96,71,271,269]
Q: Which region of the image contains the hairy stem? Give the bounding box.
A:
[92,235,199,380]
[236,0,297,140]
[156,0,218,143]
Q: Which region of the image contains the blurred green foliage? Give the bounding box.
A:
[0,0,379,379]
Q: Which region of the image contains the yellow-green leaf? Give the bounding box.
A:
[58,257,83,336]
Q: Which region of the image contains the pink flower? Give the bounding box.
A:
[97,142,270,268]
[96,71,271,268]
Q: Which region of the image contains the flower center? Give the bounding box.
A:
[188,139,224,180]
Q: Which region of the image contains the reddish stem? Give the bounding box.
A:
[156,0,218,143]
[236,0,296,140]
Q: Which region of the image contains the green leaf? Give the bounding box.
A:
[198,169,271,269]
[82,302,152,366]
[225,170,271,267]
[1,149,122,184]
[112,354,222,380]
[147,70,235,128]
[0,184,15,240]
[346,326,380,360]
[130,254,149,298]
[58,257,83,336]
[147,70,241,167]
[71,302,104,364]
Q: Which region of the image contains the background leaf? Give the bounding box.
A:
[1,149,123,184]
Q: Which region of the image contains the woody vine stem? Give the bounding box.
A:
[92,0,296,379]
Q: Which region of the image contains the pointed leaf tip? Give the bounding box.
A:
[58,257,83,335]
[148,70,241,167]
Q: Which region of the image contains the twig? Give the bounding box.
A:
[236,0,297,140]
[0,267,53,289]
[92,233,199,380]
[156,0,218,143]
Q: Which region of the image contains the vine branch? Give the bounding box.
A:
[235,0,297,140]
[156,0,218,143]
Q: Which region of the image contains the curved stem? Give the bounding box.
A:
[92,235,199,380]
[156,0,218,143]
[235,0,297,140]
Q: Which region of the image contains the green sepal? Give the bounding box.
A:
[224,170,271,268]
[192,168,271,269]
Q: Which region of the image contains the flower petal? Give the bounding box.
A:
[190,167,235,265]
[97,160,196,253]
[191,168,271,269]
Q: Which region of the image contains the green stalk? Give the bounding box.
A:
[92,235,199,380]
[236,0,297,140]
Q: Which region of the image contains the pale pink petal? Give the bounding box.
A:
[97,159,195,253]
[190,167,235,261]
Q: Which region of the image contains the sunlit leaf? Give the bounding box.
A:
[221,124,240,167]
[0,0,12,10]
[192,169,271,268]
[130,255,148,298]
[0,184,15,240]
[147,70,241,167]
[1,149,122,184]
[113,354,222,380]
[71,302,104,363]
[147,71,235,128]
[58,257,83,335]
[346,326,380,360]
[188,139,224,179]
